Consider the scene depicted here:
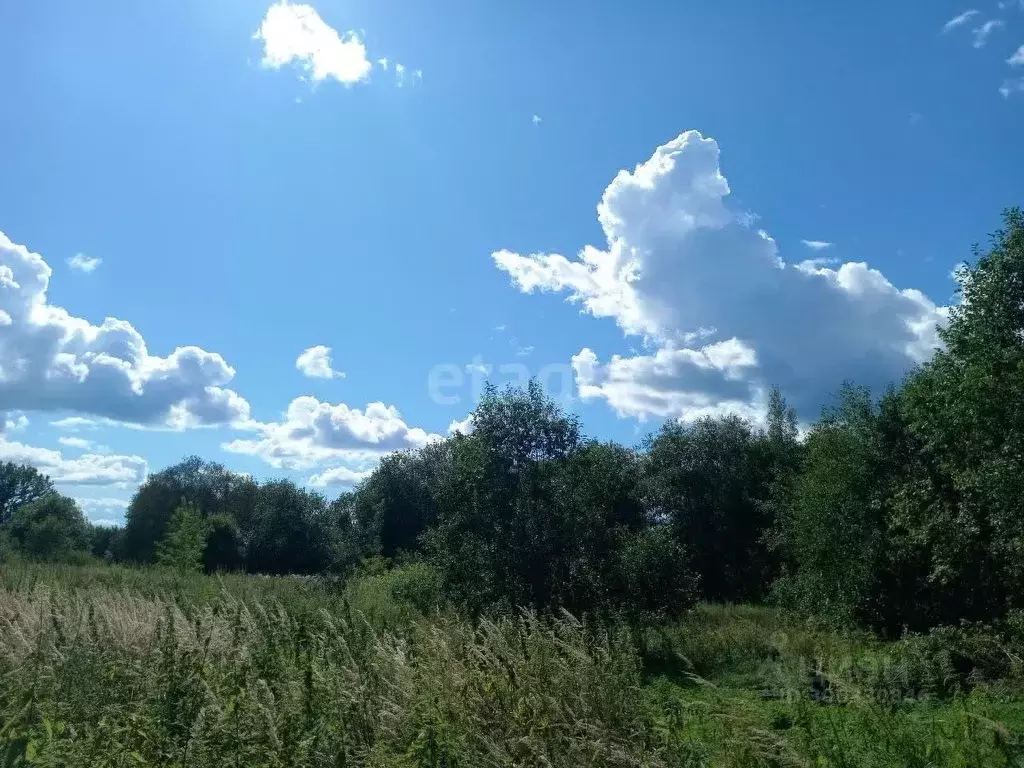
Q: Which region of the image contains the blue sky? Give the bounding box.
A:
[1,0,1022,524]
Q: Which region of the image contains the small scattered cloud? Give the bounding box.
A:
[447,414,474,436]
[67,253,101,273]
[255,1,372,86]
[972,19,1004,47]
[1000,76,1024,96]
[532,114,542,125]
[76,497,129,515]
[800,240,833,251]
[943,9,979,31]
[515,345,535,357]
[376,56,389,70]
[51,417,100,431]
[58,436,93,450]
[296,345,345,379]
[308,465,372,487]
[1008,44,1024,65]
[2,413,28,433]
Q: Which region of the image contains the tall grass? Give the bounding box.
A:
[0,562,1021,766]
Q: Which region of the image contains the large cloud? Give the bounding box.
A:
[0,232,251,428]
[223,396,440,485]
[494,131,947,421]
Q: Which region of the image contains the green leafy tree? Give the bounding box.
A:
[203,514,243,573]
[8,493,90,561]
[156,503,209,571]
[348,442,453,560]
[426,381,584,613]
[426,382,696,617]
[246,480,332,575]
[644,415,774,602]
[897,208,1024,624]
[123,457,257,563]
[774,385,893,628]
[0,462,55,525]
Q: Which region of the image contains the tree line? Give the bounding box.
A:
[2,209,1022,636]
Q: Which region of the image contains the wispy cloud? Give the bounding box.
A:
[800,239,834,251]
[942,9,979,32]
[532,114,542,125]
[1000,77,1024,97]
[972,19,1004,48]
[1008,44,1024,66]
[67,253,101,273]
[58,436,93,450]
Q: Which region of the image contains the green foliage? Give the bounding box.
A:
[0,461,54,525]
[156,502,209,571]
[7,493,90,561]
[123,457,257,563]
[0,562,1021,767]
[644,413,779,602]
[246,480,332,574]
[426,381,695,618]
[897,208,1024,624]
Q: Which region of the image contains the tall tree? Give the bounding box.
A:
[156,503,209,572]
[122,457,256,562]
[644,415,774,602]
[898,208,1024,622]
[0,462,55,525]
[8,493,89,561]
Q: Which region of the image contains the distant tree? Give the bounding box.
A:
[644,415,774,602]
[773,385,890,628]
[122,457,256,562]
[203,514,243,573]
[426,381,583,613]
[426,382,696,617]
[9,493,90,560]
[156,503,209,572]
[246,480,331,575]
[349,442,453,560]
[615,525,697,624]
[0,462,55,525]
[87,523,123,562]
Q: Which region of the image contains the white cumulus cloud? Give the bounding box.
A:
[255,1,372,86]
[0,436,146,486]
[222,396,440,470]
[1008,44,1024,65]
[0,231,251,428]
[67,253,101,273]
[447,413,475,435]
[308,465,373,487]
[493,130,947,422]
[296,345,344,379]
[801,239,833,251]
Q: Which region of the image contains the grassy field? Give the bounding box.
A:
[1,562,1022,766]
